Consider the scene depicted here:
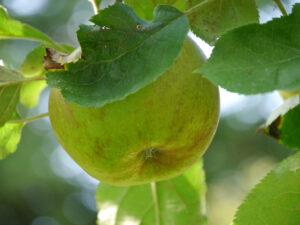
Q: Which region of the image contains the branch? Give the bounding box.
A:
[0,76,46,88]
[8,112,49,124]
[88,0,99,15]
[273,0,287,16]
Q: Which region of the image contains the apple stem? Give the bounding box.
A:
[8,112,49,124]
[273,0,287,16]
[0,76,46,88]
[151,182,160,225]
[88,0,99,15]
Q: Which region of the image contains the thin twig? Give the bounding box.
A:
[88,0,99,15]
[0,76,46,88]
[273,0,287,16]
[8,112,49,124]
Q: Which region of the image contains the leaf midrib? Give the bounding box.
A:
[88,10,186,63]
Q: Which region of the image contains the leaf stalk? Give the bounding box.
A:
[88,0,99,15]
[8,112,49,124]
[0,76,46,88]
[273,0,287,16]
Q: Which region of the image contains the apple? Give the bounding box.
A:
[48,37,220,186]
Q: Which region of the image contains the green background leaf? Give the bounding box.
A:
[281,104,300,150]
[0,118,24,160]
[199,3,300,94]
[233,151,300,225]
[186,0,259,45]
[0,66,22,126]
[265,94,300,150]
[96,160,207,225]
[0,5,68,53]
[47,3,189,107]
[125,0,186,20]
[18,45,47,108]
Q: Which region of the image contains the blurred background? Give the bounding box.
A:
[0,0,298,225]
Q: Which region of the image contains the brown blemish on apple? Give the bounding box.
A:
[93,140,106,159]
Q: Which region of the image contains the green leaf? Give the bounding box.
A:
[125,0,186,20]
[0,5,68,53]
[264,94,300,150]
[186,0,259,45]
[233,151,300,225]
[0,66,22,126]
[96,160,207,225]
[47,3,189,107]
[199,3,300,94]
[0,113,24,160]
[18,45,47,107]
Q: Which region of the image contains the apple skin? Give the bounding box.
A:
[48,37,220,186]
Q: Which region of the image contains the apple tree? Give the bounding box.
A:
[0,0,300,224]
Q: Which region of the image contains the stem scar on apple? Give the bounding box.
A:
[140,147,160,159]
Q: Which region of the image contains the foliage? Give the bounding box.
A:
[186,0,259,45]
[96,161,207,225]
[199,4,300,94]
[233,151,300,225]
[264,94,300,150]
[47,3,189,106]
[18,45,47,107]
[0,0,299,225]
[0,6,68,53]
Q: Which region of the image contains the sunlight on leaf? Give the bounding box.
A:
[125,0,186,20]
[96,161,207,225]
[0,66,22,126]
[186,0,259,45]
[0,120,24,160]
[18,45,47,107]
[199,3,300,94]
[0,5,68,53]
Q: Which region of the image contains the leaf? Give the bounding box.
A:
[199,3,300,94]
[96,160,207,225]
[0,5,68,53]
[0,66,23,126]
[0,113,24,160]
[18,45,47,107]
[125,0,186,20]
[46,3,189,107]
[186,0,259,45]
[233,151,300,225]
[264,94,300,150]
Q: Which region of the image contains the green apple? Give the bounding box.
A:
[48,37,220,186]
